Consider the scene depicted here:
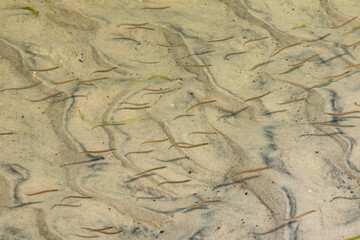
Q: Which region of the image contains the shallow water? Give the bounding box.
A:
[0,1,360,239]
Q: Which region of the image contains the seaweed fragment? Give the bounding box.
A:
[133,75,172,82]
[21,6,39,16]
[292,24,307,29]
[78,110,150,124]
[345,235,360,240]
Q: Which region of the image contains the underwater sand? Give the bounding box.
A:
[0,0,360,239]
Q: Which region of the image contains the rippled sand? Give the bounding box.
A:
[0,1,360,239]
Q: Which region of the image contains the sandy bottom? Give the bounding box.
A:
[0,0,360,239]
